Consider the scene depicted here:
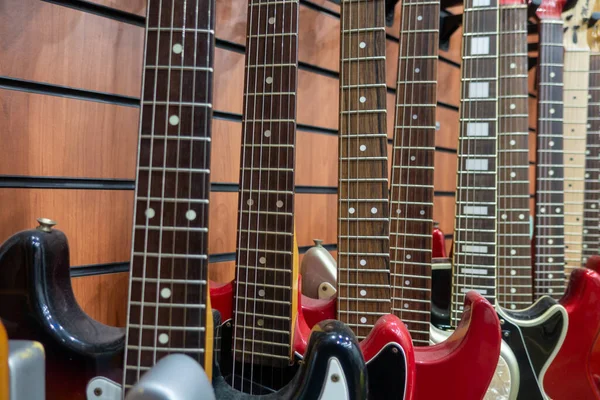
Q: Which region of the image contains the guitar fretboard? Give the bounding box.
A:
[389,0,439,345]
[124,0,215,387]
[451,0,499,324]
[562,46,590,279]
[337,0,391,341]
[496,2,533,310]
[582,53,600,263]
[232,0,299,366]
[534,20,566,301]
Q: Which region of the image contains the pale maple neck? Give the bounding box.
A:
[496,1,533,310]
[451,0,499,325]
[388,0,440,344]
[533,19,566,301]
[336,0,391,340]
[562,27,590,279]
[232,0,299,366]
[582,53,600,263]
[124,0,215,387]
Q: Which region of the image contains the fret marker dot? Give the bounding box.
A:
[550,72,556,78]
[510,63,516,69]
[145,208,155,219]
[396,209,402,214]
[406,254,412,260]
[161,288,172,299]
[371,207,378,214]
[266,77,273,84]
[259,257,266,264]
[359,42,366,49]
[511,270,516,276]
[268,17,276,24]
[585,229,589,234]
[548,289,554,294]
[420,209,425,215]
[360,259,367,266]
[511,249,517,255]
[593,204,598,209]
[541,207,546,213]
[259,289,265,297]
[158,334,169,344]
[413,114,418,120]
[549,108,556,114]
[519,214,525,220]
[501,214,507,220]
[548,273,553,278]
[510,104,516,110]
[588,124,592,129]
[589,94,593,99]
[349,207,356,214]
[185,210,197,221]
[360,96,367,103]
[584,244,589,249]
[360,144,367,151]
[555,208,561,213]
[548,239,554,244]
[404,303,410,309]
[511,288,516,294]
[257,319,264,327]
[587,150,591,155]
[360,289,367,296]
[276,200,284,208]
[172,43,183,54]
[264,130,271,137]
[360,317,367,323]
[549,170,554,176]
[247,199,254,206]
[586,173,591,179]
[511,304,516,310]
[549,141,555,147]
[169,115,180,126]
[417,15,423,21]
[510,139,516,146]
[405,280,410,285]
[415,67,420,73]
[510,172,516,178]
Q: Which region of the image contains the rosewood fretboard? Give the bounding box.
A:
[389,0,439,345]
[124,0,215,388]
[451,0,499,325]
[582,53,600,263]
[232,0,299,367]
[496,1,533,310]
[337,0,391,341]
[534,19,566,301]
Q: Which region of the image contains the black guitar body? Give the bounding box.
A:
[366,343,409,400]
[498,296,568,400]
[213,316,368,399]
[0,226,125,400]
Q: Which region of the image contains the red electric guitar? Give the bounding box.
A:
[542,1,600,397]
[387,0,501,398]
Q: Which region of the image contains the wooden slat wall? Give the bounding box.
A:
[0,0,539,327]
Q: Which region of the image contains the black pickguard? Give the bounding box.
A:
[212,312,368,399]
[499,297,566,400]
[0,227,125,399]
[366,343,408,400]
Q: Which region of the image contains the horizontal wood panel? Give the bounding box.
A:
[72,272,129,327]
[87,0,147,16]
[435,107,459,150]
[0,89,138,179]
[208,192,337,255]
[0,0,143,97]
[0,189,133,266]
[434,151,458,193]
[433,195,455,237]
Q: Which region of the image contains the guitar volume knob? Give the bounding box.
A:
[36,218,57,232]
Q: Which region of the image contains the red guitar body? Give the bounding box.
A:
[544,266,600,399]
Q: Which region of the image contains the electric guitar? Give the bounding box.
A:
[433,0,569,398]
[542,2,600,397]
[388,0,502,397]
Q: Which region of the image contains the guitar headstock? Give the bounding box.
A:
[586,2,600,51]
[535,0,568,20]
[563,0,596,48]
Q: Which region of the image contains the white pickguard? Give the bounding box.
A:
[318,357,350,400]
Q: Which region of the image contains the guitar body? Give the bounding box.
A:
[544,267,600,399]
[415,291,501,400]
[0,227,124,400]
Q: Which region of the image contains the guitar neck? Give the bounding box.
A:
[534,19,566,301]
[336,0,391,341]
[496,1,533,310]
[124,0,215,387]
[582,53,600,262]
[388,0,440,344]
[563,47,590,278]
[451,0,500,324]
[232,0,299,366]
